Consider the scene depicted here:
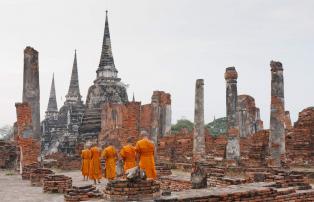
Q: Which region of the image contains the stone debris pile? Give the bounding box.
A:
[0,140,18,169]
[30,168,54,186]
[43,174,72,193]
[104,179,160,201]
[64,185,103,202]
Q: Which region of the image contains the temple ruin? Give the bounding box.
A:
[2,9,314,202]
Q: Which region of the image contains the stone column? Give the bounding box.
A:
[193,79,205,161]
[225,67,240,162]
[22,47,40,140]
[269,61,286,167]
[151,93,160,161]
[284,111,292,129]
[191,79,206,189]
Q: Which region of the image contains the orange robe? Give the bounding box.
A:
[81,149,91,176]
[135,138,157,179]
[89,146,102,180]
[102,146,117,180]
[119,144,136,173]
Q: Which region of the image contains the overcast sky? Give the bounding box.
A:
[0,0,313,128]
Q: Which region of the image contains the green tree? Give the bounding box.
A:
[171,119,194,133]
[206,117,227,136]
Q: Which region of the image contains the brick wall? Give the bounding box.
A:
[158,129,227,164]
[17,136,40,166]
[240,130,269,167]
[286,107,314,166]
[99,102,141,148]
[99,91,171,149]
[15,102,32,137]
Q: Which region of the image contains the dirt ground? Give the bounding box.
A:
[0,169,107,202]
[0,169,190,202]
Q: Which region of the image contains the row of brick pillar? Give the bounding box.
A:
[191,60,286,173]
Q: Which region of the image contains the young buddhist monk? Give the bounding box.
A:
[81,144,91,181]
[89,143,102,184]
[119,137,137,173]
[135,134,157,179]
[102,144,117,180]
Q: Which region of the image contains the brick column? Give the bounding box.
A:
[191,79,207,189]
[225,67,240,162]
[269,61,286,167]
[193,79,205,161]
[151,100,159,161]
[22,47,40,140]
[15,102,40,171]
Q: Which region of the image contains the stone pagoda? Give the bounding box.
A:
[41,74,60,152]
[58,50,85,154]
[41,51,85,155]
[79,11,128,143]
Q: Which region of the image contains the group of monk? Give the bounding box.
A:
[81,135,157,184]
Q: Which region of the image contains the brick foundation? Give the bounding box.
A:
[64,185,103,201]
[21,162,40,180]
[29,168,54,186]
[104,179,160,201]
[43,175,72,193]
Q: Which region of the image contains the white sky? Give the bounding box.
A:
[0,0,313,128]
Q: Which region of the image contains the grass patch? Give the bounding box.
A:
[5,171,15,176]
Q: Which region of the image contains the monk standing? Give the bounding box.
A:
[81,145,91,181]
[102,145,117,180]
[89,144,102,184]
[135,134,157,179]
[120,137,137,173]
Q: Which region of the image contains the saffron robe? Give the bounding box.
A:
[89,146,102,180]
[81,149,91,176]
[135,138,157,179]
[102,146,117,180]
[120,144,136,173]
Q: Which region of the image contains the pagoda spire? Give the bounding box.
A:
[46,73,58,112]
[96,11,119,81]
[132,92,135,102]
[66,50,82,103]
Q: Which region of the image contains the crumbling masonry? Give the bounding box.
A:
[225,67,240,162]
[269,61,286,167]
[22,47,40,140]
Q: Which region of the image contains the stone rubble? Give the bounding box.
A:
[0,140,18,169]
